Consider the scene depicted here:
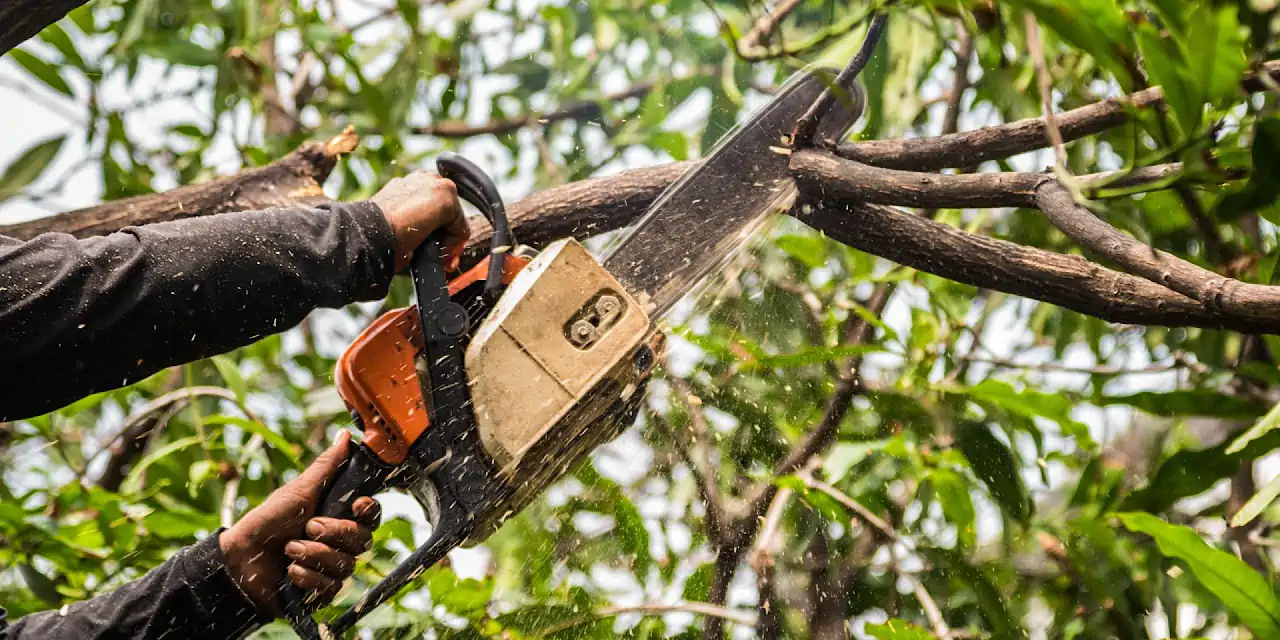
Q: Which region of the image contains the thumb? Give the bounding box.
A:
[288,430,352,500]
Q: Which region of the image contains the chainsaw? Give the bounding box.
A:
[279,64,866,640]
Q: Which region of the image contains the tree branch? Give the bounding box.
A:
[0,129,359,240]
[668,377,730,543]
[94,386,237,490]
[738,0,806,56]
[793,150,1188,209]
[1034,180,1280,317]
[791,152,1280,335]
[838,60,1280,171]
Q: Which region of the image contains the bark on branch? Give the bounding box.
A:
[0,129,360,240]
[1034,180,1280,317]
[790,196,1280,335]
[794,150,1188,210]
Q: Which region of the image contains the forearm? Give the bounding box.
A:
[0,532,270,640]
[0,201,396,420]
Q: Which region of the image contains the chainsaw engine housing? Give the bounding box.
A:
[463,238,663,542]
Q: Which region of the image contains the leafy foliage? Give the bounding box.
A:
[3,0,1280,639]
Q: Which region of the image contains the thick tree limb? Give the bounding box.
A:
[840,60,1280,172]
[0,0,88,57]
[1034,181,1280,318]
[791,198,1280,335]
[0,129,360,240]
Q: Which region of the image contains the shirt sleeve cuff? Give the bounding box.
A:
[183,529,276,636]
[319,200,398,302]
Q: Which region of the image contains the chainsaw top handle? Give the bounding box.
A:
[435,151,514,304]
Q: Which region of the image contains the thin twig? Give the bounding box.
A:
[797,469,899,542]
[1024,13,1067,169]
[738,0,806,56]
[668,376,731,540]
[909,576,951,639]
[221,433,266,527]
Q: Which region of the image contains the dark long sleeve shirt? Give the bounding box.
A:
[0,201,397,420]
[0,201,398,637]
[0,531,272,639]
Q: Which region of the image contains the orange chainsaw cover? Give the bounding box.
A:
[334,254,529,464]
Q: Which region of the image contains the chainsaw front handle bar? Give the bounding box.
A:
[436,151,514,304]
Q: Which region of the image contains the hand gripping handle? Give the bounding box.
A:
[436,151,513,303]
[279,440,395,640]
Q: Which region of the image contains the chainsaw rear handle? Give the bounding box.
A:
[316,437,398,520]
[279,434,396,640]
[436,151,513,303]
[281,222,462,640]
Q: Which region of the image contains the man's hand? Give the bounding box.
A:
[219,431,382,616]
[372,171,470,272]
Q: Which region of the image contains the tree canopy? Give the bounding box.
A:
[4,0,1280,638]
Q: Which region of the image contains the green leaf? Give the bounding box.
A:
[38,24,88,71]
[1182,4,1247,109]
[1135,25,1197,133]
[929,469,975,548]
[10,49,74,97]
[188,459,216,497]
[212,355,248,404]
[1220,119,1280,222]
[612,488,652,574]
[773,475,852,523]
[744,344,882,371]
[955,421,1031,525]
[594,14,621,50]
[824,439,890,484]
[121,435,206,493]
[1117,512,1280,638]
[117,0,158,52]
[865,620,934,640]
[0,135,66,201]
[1122,426,1280,513]
[144,509,217,539]
[682,563,713,601]
[578,464,652,575]
[1227,399,1280,455]
[204,416,301,466]
[426,568,494,619]
[19,564,63,605]
[373,517,416,548]
[961,379,1089,442]
[1101,389,1265,419]
[1230,472,1280,528]
[775,233,829,269]
[1016,0,1135,91]
[648,131,688,162]
[137,40,221,67]
[494,58,551,94]
[923,548,1018,640]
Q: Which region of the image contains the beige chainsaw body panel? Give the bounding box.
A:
[465,238,658,478]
